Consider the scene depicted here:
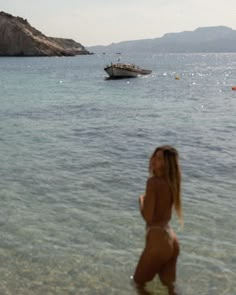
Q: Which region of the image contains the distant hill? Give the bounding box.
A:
[88,26,236,53]
[0,11,91,56]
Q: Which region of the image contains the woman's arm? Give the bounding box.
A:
[139,177,156,224]
[138,194,145,217]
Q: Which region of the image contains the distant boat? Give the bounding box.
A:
[104,62,152,79]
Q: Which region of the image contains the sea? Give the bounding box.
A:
[0,52,235,295]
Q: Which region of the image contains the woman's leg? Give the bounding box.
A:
[133,247,162,285]
[159,237,180,295]
[133,228,171,285]
[133,227,179,287]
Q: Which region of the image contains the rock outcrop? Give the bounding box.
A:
[0,11,91,56]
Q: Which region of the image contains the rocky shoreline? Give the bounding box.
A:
[0,11,91,56]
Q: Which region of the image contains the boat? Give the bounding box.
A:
[104,62,152,79]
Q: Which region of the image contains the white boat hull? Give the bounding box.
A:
[105,66,138,78]
[104,63,152,79]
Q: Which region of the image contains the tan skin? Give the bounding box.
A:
[133,150,180,295]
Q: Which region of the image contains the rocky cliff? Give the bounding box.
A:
[0,11,91,56]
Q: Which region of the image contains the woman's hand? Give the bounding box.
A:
[139,194,145,210]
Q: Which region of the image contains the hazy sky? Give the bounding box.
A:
[1,0,236,46]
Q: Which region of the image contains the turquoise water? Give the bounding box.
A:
[0,53,236,294]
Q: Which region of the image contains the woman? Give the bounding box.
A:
[133,145,183,295]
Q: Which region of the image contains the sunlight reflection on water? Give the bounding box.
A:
[0,53,235,294]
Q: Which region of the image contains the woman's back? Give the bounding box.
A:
[141,176,173,227]
[151,177,173,226]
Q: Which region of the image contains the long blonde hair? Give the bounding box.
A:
[149,145,183,226]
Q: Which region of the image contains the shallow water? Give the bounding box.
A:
[0,53,235,294]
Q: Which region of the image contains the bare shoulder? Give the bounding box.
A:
[148,176,166,184]
[147,176,166,188]
[147,176,157,186]
[147,176,169,191]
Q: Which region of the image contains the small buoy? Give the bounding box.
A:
[175,75,180,80]
[232,86,236,90]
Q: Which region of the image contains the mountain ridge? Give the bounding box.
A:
[88,26,236,53]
